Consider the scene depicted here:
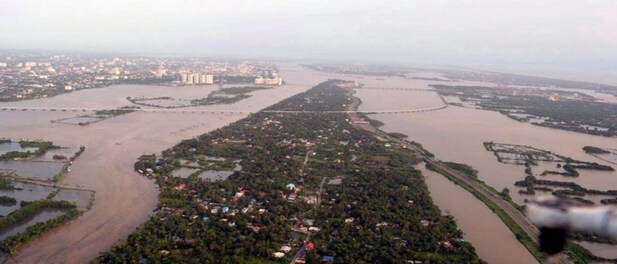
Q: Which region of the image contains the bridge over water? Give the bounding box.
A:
[0,105,448,115]
[0,87,449,115]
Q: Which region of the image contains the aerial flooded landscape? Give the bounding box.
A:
[1,58,616,263]
[2,1,617,264]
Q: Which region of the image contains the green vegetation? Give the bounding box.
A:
[0,151,32,160]
[409,141,435,158]
[96,81,481,263]
[500,188,511,201]
[18,140,60,150]
[0,195,17,205]
[191,86,271,106]
[0,140,61,160]
[52,154,66,160]
[0,209,81,254]
[515,176,617,197]
[425,162,546,262]
[219,86,270,95]
[565,242,599,264]
[52,163,71,183]
[46,188,61,200]
[52,107,138,126]
[430,157,609,263]
[433,85,617,137]
[0,178,15,190]
[94,106,139,116]
[72,145,86,161]
[444,162,478,180]
[583,146,610,154]
[356,112,384,127]
[387,132,408,139]
[128,86,271,109]
[484,142,613,178]
[0,200,76,230]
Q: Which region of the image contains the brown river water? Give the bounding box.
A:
[1,64,615,263]
[0,63,325,263]
[348,74,617,262]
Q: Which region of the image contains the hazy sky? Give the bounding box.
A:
[1,0,616,75]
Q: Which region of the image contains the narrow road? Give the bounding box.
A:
[289,176,326,264]
[298,145,311,177]
[344,87,572,264]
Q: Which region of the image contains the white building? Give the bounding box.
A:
[255,76,283,86]
[192,74,200,84]
[180,73,189,83]
[180,73,214,85]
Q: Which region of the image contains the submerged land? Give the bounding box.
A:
[0,139,92,257]
[1,59,617,263]
[96,80,481,263]
[0,62,314,263]
[433,85,617,137]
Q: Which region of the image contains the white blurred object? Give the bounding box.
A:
[527,196,617,239]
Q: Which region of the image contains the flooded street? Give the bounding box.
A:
[0,63,325,263]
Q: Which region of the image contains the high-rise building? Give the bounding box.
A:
[255,76,283,86]
[192,74,200,84]
[187,74,194,84]
[180,73,215,85]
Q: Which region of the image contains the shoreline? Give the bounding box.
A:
[0,64,320,263]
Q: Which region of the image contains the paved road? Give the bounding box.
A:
[344,87,572,264]
[289,146,326,264]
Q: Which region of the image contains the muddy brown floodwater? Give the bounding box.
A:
[2,64,614,263]
[348,74,617,261]
[417,164,539,264]
[0,63,326,263]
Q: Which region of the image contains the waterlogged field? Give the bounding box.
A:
[347,73,617,261]
[52,189,94,209]
[0,142,37,156]
[4,63,611,262]
[0,209,67,241]
[0,139,92,259]
[0,161,65,181]
[0,63,323,263]
[0,182,56,216]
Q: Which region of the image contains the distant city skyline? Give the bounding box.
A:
[1,0,617,81]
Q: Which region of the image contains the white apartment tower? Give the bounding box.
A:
[205,74,214,84]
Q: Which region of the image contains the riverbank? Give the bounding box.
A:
[346,72,617,262]
[0,63,321,263]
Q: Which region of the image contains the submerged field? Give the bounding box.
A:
[95,81,481,263]
[0,140,92,257]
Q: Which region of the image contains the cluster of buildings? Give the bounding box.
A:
[255,75,283,85]
[179,73,214,85]
[0,53,284,101]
